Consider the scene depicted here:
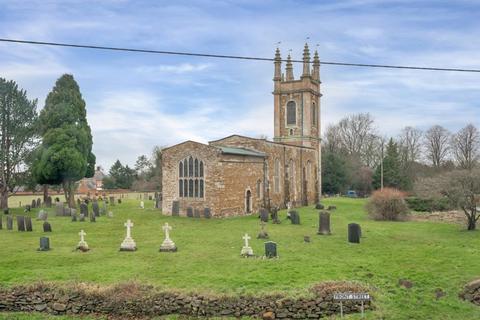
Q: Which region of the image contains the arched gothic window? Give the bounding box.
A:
[274,158,280,193]
[286,101,296,126]
[179,157,205,198]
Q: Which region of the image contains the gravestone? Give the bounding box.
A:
[55,203,63,216]
[140,201,145,209]
[172,201,180,216]
[265,241,278,258]
[315,203,325,210]
[71,213,77,222]
[327,205,337,211]
[24,205,31,212]
[7,216,13,230]
[92,201,100,217]
[79,214,85,222]
[257,221,269,239]
[38,237,50,251]
[155,198,161,209]
[80,203,88,217]
[17,216,26,231]
[76,230,89,251]
[63,207,71,217]
[90,212,96,223]
[259,208,269,222]
[31,199,36,209]
[289,210,300,225]
[36,198,41,208]
[109,196,115,206]
[43,221,52,232]
[348,223,361,244]
[194,208,201,218]
[107,211,114,218]
[159,222,177,252]
[270,207,280,224]
[120,219,136,251]
[203,208,211,219]
[240,233,254,257]
[45,196,52,208]
[304,235,311,243]
[25,216,33,231]
[37,210,48,221]
[186,207,194,218]
[318,212,331,235]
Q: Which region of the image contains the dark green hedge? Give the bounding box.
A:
[405,197,452,212]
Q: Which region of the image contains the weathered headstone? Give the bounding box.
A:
[25,216,33,232]
[315,203,325,210]
[79,214,85,222]
[63,207,71,217]
[318,212,331,235]
[45,196,52,208]
[120,219,136,251]
[270,207,280,224]
[43,221,52,232]
[38,237,50,251]
[327,205,337,211]
[17,216,26,231]
[55,203,63,216]
[37,210,48,221]
[155,198,161,209]
[31,199,36,209]
[92,201,100,217]
[159,222,177,252]
[172,201,180,216]
[90,212,96,223]
[203,208,211,219]
[257,221,269,239]
[36,198,41,208]
[194,208,200,218]
[186,207,194,218]
[289,210,300,225]
[265,241,278,258]
[7,216,13,230]
[109,196,115,206]
[71,213,77,222]
[259,208,269,223]
[80,203,88,217]
[240,233,254,257]
[348,223,361,244]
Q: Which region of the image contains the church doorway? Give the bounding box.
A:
[245,189,252,214]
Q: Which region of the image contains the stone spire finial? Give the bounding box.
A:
[313,49,320,81]
[274,47,282,81]
[285,53,294,81]
[302,43,311,77]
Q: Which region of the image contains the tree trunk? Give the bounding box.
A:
[467,216,476,231]
[62,180,76,209]
[0,187,8,211]
[43,184,49,203]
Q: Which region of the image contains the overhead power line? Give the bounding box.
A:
[1,38,480,73]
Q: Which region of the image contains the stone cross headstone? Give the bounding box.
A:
[6,216,13,230]
[257,221,269,239]
[159,222,177,252]
[17,216,25,232]
[25,216,33,232]
[259,208,269,222]
[55,202,63,216]
[318,212,331,235]
[186,207,194,218]
[38,237,50,251]
[43,221,52,232]
[77,229,89,251]
[289,210,300,225]
[31,199,36,209]
[194,208,200,218]
[240,233,254,257]
[348,223,361,244]
[36,198,41,208]
[92,201,100,217]
[172,201,179,216]
[265,241,278,258]
[120,219,136,251]
[203,208,211,219]
[140,201,145,209]
[37,210,48,221]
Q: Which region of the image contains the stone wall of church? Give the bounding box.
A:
[209,136,318,209]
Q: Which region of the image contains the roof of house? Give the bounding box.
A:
[217,146,266,157]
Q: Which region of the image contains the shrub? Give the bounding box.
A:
[366,188,409,221]
[405,197,452,212]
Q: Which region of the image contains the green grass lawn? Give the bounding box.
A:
[0,197,479,319]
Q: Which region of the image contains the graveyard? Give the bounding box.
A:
[0,197,479,319]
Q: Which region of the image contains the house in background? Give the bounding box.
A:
[77,166,106,194]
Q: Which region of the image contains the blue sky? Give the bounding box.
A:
[1,0,479,169]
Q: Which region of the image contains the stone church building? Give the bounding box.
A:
[162,44,322,217]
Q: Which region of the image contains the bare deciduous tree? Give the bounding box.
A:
[450,124,479,170]
[398,126,423,164]
[424,125,450,168]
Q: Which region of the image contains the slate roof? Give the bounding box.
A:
[217,146,266,158]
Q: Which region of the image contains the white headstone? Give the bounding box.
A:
[241,233,254,256]
[159,222,177,252]
[120,219,136,251]
[77,229,89,250]
[140,201,145,209]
